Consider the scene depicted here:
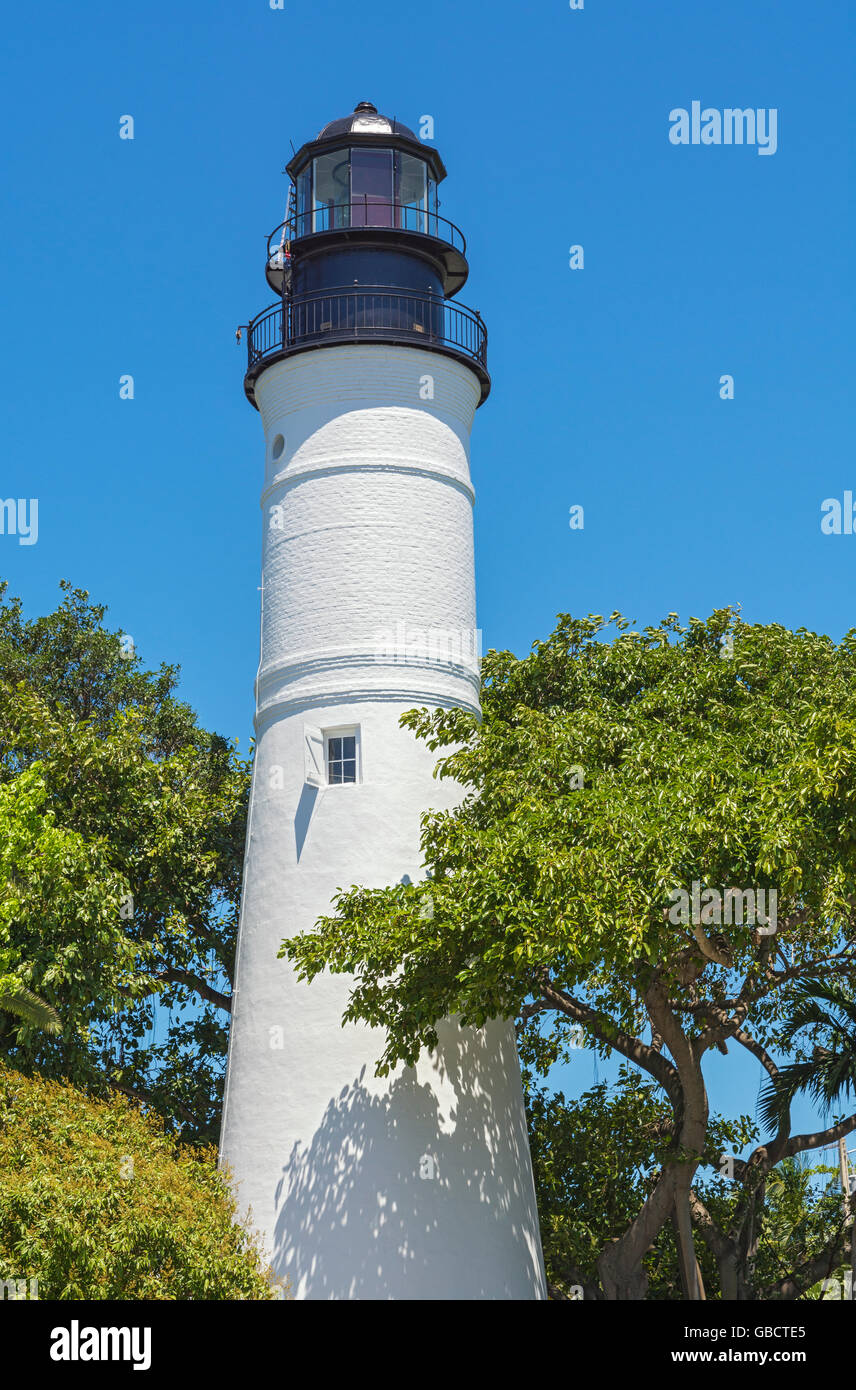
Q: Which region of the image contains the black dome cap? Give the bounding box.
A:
[316,101,419,142]
[286,101,446,182]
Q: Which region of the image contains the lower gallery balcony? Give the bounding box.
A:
[244,287,490,406]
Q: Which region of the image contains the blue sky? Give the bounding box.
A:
[1,0,853,1147]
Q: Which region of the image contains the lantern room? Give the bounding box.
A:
[266,102,468,298]
[291,115,441,236]
[244,101,489,407]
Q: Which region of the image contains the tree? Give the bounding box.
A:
[748,1155,850,1301]
[283,610,856,1298]
[685,982,856,1301]
[0,581,248,1142]
[0,1064,277,1299]
[527,1066,756,1300]
[527,1068,843,1302]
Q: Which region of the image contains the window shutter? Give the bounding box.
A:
[304,725,325,787]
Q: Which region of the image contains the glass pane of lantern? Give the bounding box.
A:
[395,154,427,234]
[427,178,439,236]
[350,148,392,226]
[313,152,350,231]
[296,169,311,237]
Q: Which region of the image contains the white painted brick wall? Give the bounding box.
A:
[220,345,546,1300]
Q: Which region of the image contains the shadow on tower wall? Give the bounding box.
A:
[272,1019,545,1299]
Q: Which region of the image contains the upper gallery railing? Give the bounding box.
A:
[266,201,467,263]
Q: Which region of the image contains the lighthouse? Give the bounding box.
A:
[220,102,546,1300]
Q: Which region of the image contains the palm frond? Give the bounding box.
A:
[759,1060,818,1132]
[759,978,856,1133]
[0,985,61,1034]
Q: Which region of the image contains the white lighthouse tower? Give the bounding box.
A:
[220,102,546,1300]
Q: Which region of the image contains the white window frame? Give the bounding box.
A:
[323,725,361,787]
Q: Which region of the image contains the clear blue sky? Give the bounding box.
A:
[1,0,853,1147]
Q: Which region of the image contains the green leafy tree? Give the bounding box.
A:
[528,1066,755,1300]
[749,1156,850,1300]
[284,610,856,1298]
[0,1064,277,1299]
[531,1069,847,1301]
[0,581,248,1142]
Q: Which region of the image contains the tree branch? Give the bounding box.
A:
[688,1187,734,1264]
[690,1005,781,1083]
[155,969,231,1013]
[106,1076,197,1128]
[538,977,681,1106]
[785,1112,856,1160]
[762,1222,851,1301]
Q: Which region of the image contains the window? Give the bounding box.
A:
[395,152,427,233]
[351,148,393,226]
[313,152,350,231]
[327,732,357,784]
[299,148,435,236]
[303,725,361,787]
[296,169,311,236]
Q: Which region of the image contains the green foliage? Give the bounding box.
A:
[528,1070,849,1302]
[0,581,248,1141]
[528,1070,681,1297]
[749,1156,847,1299]
[760,979,856,1131]
[285,610,856,1070]
[528,1067,755,1299]
[0,1065,277,1300]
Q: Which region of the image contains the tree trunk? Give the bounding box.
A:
[598,1167,678,1298]
[673,1188,703,1299]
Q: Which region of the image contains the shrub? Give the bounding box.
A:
[0,1066,277,1300]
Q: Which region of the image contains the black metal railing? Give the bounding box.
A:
[266,202,467,260]
[246,287,488,373]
